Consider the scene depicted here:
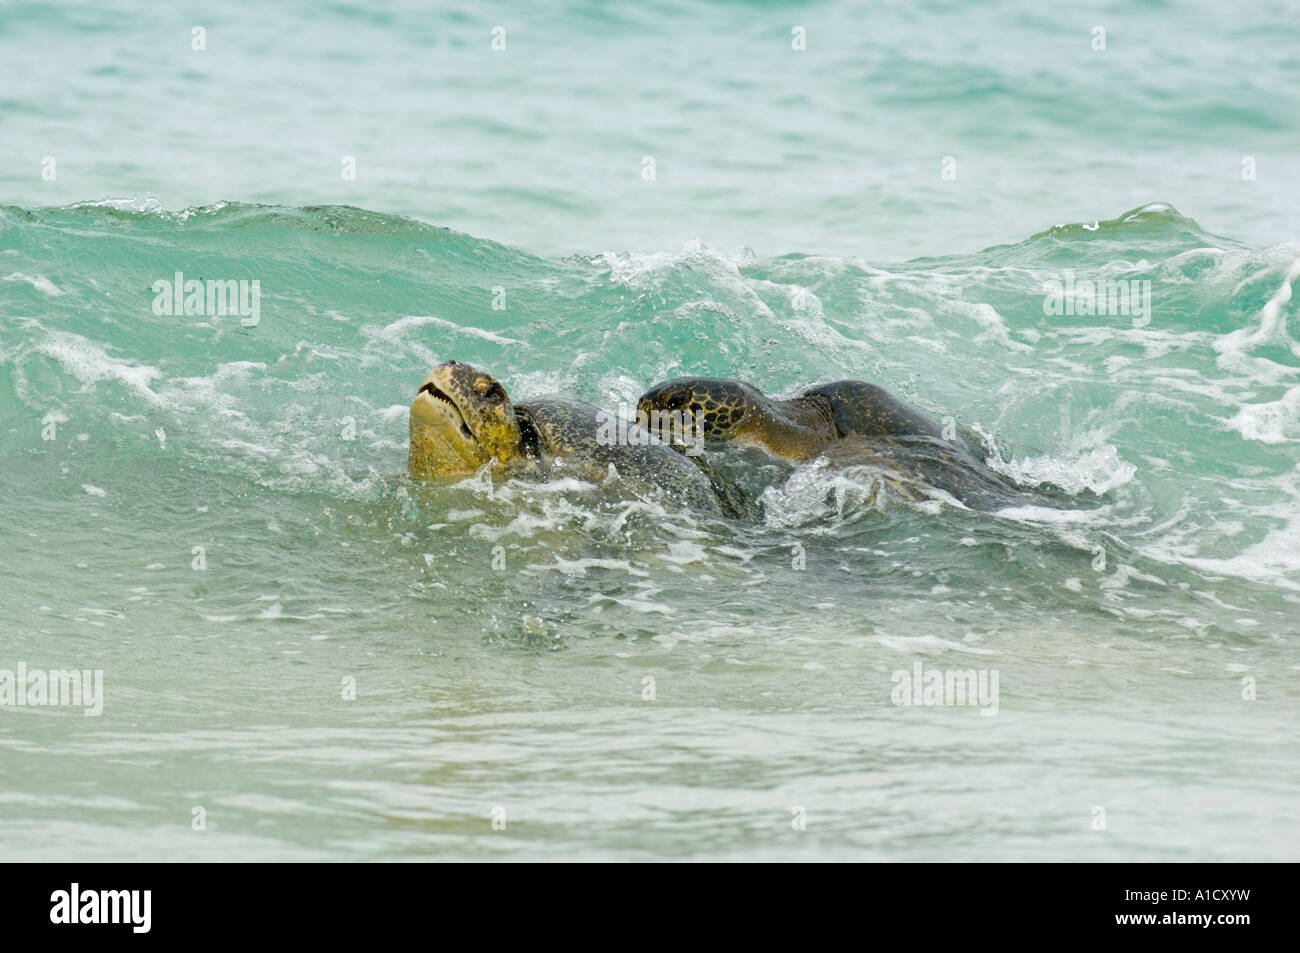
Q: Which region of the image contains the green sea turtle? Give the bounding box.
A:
[636,377,1033,509]
[408,361,743,517]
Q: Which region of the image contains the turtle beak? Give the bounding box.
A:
[411,368,473,441]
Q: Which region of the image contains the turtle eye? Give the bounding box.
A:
[480,381,505,403]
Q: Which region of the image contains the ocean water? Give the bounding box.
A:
[1,0,1298,862]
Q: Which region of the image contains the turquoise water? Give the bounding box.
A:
[1,1,1298,861]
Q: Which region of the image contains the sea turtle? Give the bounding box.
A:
[408,361,745,517]
[636,377,1034,509]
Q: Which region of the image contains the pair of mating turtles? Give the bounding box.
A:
[407,360,1033,518]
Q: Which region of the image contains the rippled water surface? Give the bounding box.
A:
[1,0,1298,860]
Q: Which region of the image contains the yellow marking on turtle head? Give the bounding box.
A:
[408,361,525,479]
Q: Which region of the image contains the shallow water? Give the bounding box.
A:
[1,0,1298,861]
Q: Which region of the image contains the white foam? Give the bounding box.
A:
[661,540,709,566]
[1214,251,1300,357]
[3,273,63,296]
[1227,384,1300,444]
[69,196,165,214]
[993,441,1135,496]
[593,592,675,614]
[378,314,525,346]
[539,557,647,577]
[1171,511,1300,590]
[444,508,485,521]
[164,361,264,405]
[945,299,1034,352]
[873,634,998,656]
[36,332,161,399]
[597,240,744,290]
[760,458,892,527]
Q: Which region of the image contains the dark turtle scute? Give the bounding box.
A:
[798,380,947,442]
[516,399,730,517]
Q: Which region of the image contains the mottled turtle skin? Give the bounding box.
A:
[637,377,1033,509]
[409,361,738,517]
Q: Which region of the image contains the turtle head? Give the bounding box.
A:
[636,377,765,446]
[408,361,524,479]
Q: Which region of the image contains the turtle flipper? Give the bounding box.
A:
[681,451,759,520]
